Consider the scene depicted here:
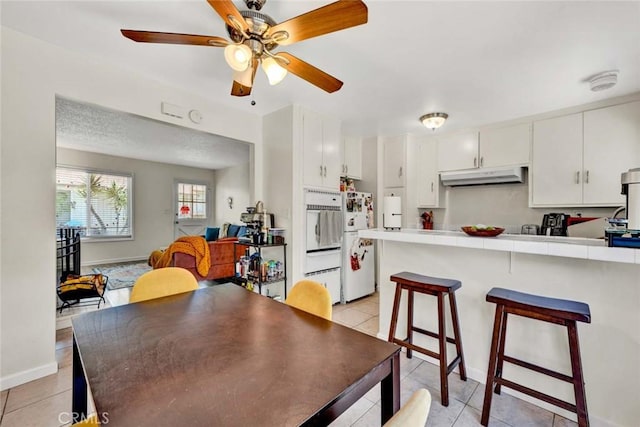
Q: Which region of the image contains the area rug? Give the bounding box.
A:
[93,262,152,290]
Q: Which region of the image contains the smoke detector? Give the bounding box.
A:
[588,70,618,92]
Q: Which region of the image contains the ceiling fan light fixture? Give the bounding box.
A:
[224,43,252,71]
[261,56,287,85]
[420,112,448,130]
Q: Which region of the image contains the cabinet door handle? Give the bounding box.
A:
[399,167,403,178]
[585,170,589,184]
[324,166,327,177]
[346,165,348,174]
[431,182,434,192]
[474,157,477,167]
[320,165,323,176]
[480,156,484,167]
[575,171,580,184]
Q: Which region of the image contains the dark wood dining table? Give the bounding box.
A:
[72,284,400,426]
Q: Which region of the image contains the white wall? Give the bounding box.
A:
[0,27,261,390]
[213,163,251,225]
[436,173,615,233]
[57,148,219,264]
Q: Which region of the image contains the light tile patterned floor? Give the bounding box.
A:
[3,290,579,427]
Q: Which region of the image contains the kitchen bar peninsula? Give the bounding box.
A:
[359,228,640,427]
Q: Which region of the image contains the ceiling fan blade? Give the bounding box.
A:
[276,52,343,93]
[231,80,252,97]
[266,0,368,46]
[121,30,228,47]
[231,57,258,97]
[207,0,250,34]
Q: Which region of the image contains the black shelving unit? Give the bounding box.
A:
[233,242,287,299]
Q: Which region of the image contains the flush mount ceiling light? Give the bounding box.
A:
[589,70,619,92]
[420,113,448,130]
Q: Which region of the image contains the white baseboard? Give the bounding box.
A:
[0,361,58,391]
[81,256,147,267]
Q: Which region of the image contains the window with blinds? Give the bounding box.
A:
[56,167,133,239]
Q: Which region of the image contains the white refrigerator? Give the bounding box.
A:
[341,192,375,303]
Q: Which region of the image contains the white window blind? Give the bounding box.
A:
[56,167,133,238]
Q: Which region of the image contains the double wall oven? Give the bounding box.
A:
[304,189,343,304]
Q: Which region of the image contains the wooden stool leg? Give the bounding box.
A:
[568,321,590,427]
[437,292,449,406]
[493,308,509,395]
[407,289,414,359]
[388,283,402,342]
[448,291,467,381]
[481,304,505,426]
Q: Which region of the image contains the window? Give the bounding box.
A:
[177,183,207,220]
[56,167,133,239]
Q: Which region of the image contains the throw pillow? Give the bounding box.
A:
[205,227,220,241]
[227,224,241,237]
[237,226,248,238]
[220,223,231,238]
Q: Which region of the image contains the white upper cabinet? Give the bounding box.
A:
[322,118,342,188]
[302,109,341,190]
[479,123,531,168]
[438,124,531,172]
[531,102,640,207]
[342,136,362,179]
[583,101,640,205]
[531,113,584,206]
[383,135,406,188]
[437,131,479,171]
[413,137,440,208]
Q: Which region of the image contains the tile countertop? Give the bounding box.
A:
[358,228,640,265]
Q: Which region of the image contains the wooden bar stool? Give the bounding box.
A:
[481,287,591,427]
[388,272,467,406]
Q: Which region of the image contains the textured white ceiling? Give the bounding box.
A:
[3,1,640,166]
[56,97,251,170]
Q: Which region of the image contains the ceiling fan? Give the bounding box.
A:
[121,0,368,97]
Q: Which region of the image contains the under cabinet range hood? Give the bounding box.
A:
[440,166,525,186]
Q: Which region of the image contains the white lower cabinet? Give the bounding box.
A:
[305,268,341,305]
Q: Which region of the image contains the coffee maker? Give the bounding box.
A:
[607,168,640,247]
[239,210,275,244]
[540,213,568,236]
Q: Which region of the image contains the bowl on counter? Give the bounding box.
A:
[461,226,505,237]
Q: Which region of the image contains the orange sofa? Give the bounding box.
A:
[172,237,246,281]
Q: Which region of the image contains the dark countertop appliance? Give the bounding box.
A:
[606,167,640,248]
[540,213,568,236]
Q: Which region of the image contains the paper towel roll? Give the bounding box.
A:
[383,196,402,229]
[628,184,640,230]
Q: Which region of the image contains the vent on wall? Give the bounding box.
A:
[440,166,525,186]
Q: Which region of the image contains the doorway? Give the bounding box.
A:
[174,181,210,239]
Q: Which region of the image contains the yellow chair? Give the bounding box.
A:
[72,414,99,426]
[383,388,432,427]
[129,267,198,303]
[285,280,332,320]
